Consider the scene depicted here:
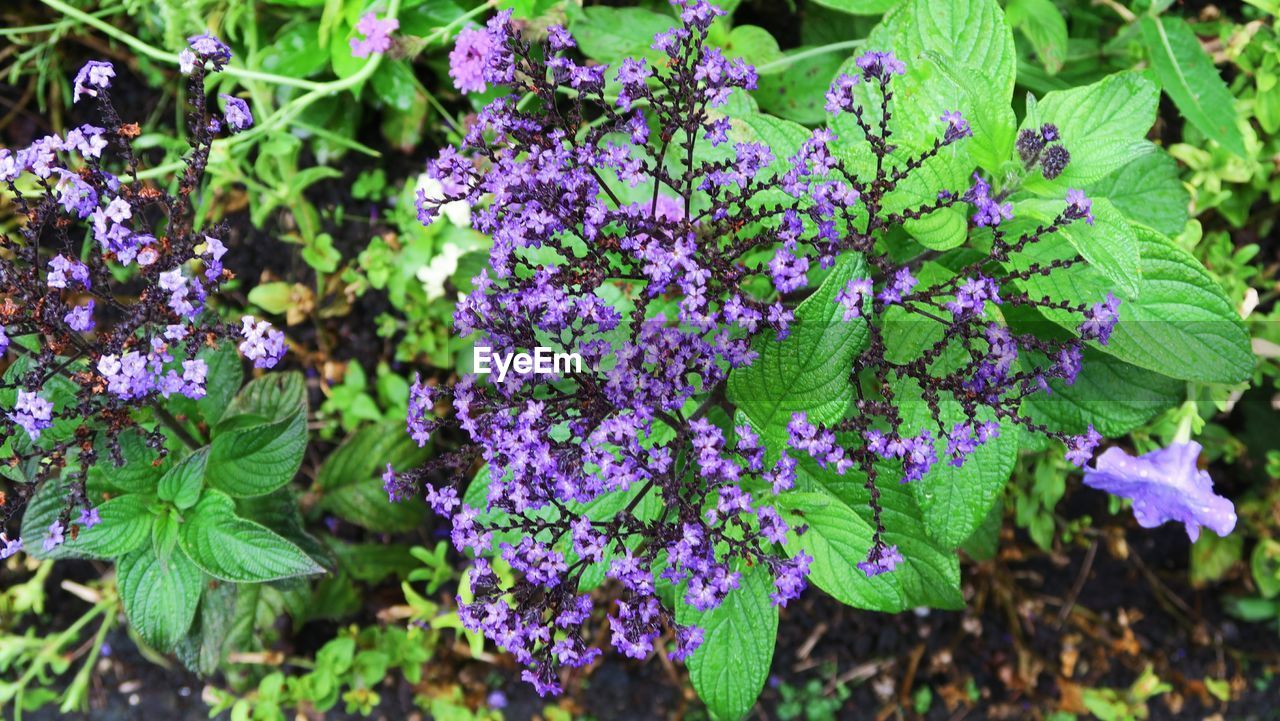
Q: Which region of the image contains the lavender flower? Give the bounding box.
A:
[449,26,497,93]
[43,521,65,553]
[1083,442,1236,541]
[238,316,287,369]
[0,534,22,560]
[0,32,289,559]
[402,1,1119,694]
[73,61,114,102]
[220,95,253,132]
[351,12,399,58]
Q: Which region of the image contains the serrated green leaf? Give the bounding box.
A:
[754,48,846,125]
[178,490,323,582]
[1009,226,1253,383]
[1141,16,1245,156]
[870,0,1016,101]
[65,494,154,559]
[678,564,778,721]
[207,412,307,497]
[1017,196,1139,299]
[1021,73,1159,188]
[896,382,1018,549]
[158,448,208,510]
[315,422,431,531]
[728,253,869,435]
[1024,348,1184,436]
[88,430,168,495]
[225,372,307,423]
[1007,0,1066,74]
[774,455,963,612]
[118,548,204,650]
[1084,152,1189,237]
[569,6,674,64]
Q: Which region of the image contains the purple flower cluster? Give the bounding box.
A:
[0,37,284,555]
[351,12,399,59]
[394,0,1124,695]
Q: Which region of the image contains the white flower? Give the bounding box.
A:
[416,243,466,301]
[415,174,471,228]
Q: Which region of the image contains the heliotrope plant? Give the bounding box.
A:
[1,36,324,659]
[389,0,1249,708]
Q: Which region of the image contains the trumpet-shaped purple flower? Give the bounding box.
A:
[1083,441,1236,542]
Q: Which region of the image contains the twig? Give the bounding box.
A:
[1056,538,1098,629]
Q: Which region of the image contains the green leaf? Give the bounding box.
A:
[569,6,674,64]
[723,25,782,69]
[1009,226,1253,383]
[754,49,846,125]
[1189,532,1243,587]
[207,412,307,497]
[728,253,869,436]
[257,21,327,78]
[809,0,902,13]
[1024,349,1184,436]
[871,0,1017,101]
[87,430,167,495]
[1016,196,1139,299]
[1251,539,1280,599]
[678,564,778,721]
[1140,16,1245,156]
[315,421,431,532]
[178,490,323,582]
[1084,152,1189,237]
[225,371,307,424]
[896,383,1018,549]
[1006,0,1066,74]
[65,494,155,559]
[158,448,208,510]
[1021,73,1159,188]
[118,548,204,650]
[247,282,295,316]
[774,456,963,612]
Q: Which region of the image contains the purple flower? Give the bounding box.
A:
[383,463,414,503]
[876,268,917,305]
[79,507,102,529]
[43,521,65,553]
[73,61,114,102]
[351,12,399,58]
[407,374,438,447]
[64,301,96,332]
[238,315,287,368]
[964,173,1013,227]
[941,110,972,143]
[220,95,253,132]
[0,325,9,355]
[0,534,22,560]
[10,390,53,441]
[449,26,496,94]
[855,51,905,80]
[1064,189,1094,225]
[857,544,903,577]
[836,277,872,321]
[1079,293,1120,345]
[1065,424,1102,466]
[188,33,232,68]
[63,125,108,160]
[1083,442,1236,542]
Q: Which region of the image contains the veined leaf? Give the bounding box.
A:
[1141,16,1245,156]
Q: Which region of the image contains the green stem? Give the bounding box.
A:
[754,39,866,74]
[39,0,329,91]
[152,402,201,450]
